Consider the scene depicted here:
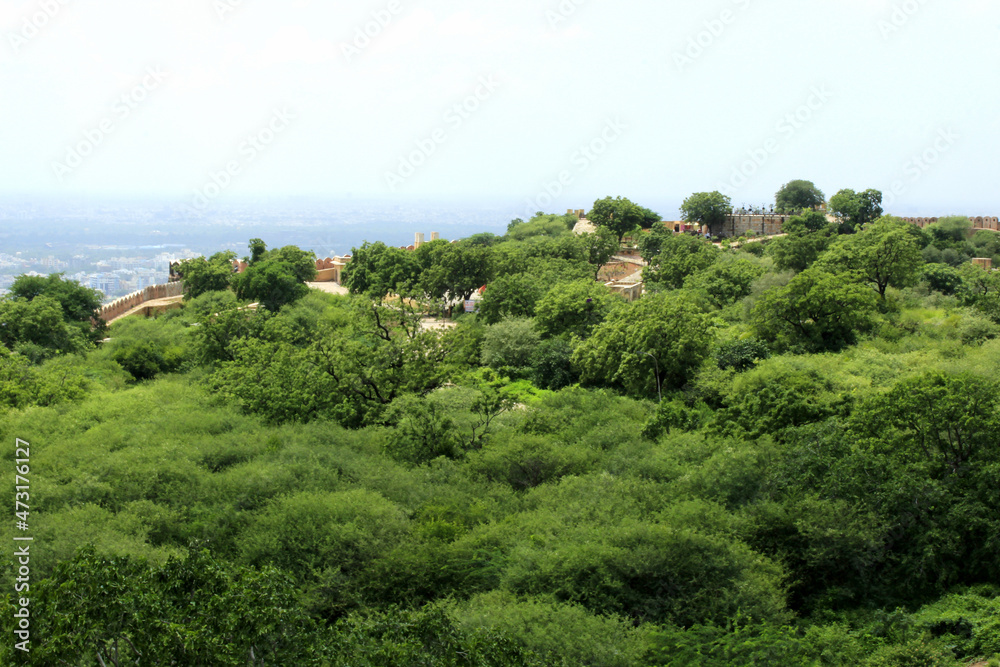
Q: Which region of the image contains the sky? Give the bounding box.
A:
[1,0,997,219]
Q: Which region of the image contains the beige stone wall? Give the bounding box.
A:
[97,281,185,323]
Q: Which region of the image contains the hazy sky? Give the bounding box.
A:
[1,0,997,218]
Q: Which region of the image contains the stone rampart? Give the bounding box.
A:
[97,282,185,323]
[902,216,999,231]
[711,215,793,238]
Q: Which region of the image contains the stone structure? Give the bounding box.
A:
[566,209,587,219]
[606,279,643,302]
[711,214,793,238]
[902,216,999,231]
[972,258,994,271]
[97,282,185,323]
[313,256,352,284]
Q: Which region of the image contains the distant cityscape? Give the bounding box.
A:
[0,198,515,302]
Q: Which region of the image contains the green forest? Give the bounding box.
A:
[2,193,1000,666]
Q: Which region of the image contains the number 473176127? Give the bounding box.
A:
[15,439,30,525]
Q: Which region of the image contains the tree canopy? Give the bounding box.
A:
[775,180,825,214]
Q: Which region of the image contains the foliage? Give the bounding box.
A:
[587,196,655,243]
[533,280,619,339]
[176,251,238,300]
[0,547,322,666]
[232,244,317,312]
[579,227,620,279]
[751,268,877,352]
[422,241,494,301]
[715,338,771,372]
[342,241,420,298]
[478,274,543,324]
[643,233,720,290]
[530,337,578,390]
[921,263,962,294]
[0,295,91,361]
[10,272,104,328]
[481,318,541,372]
[829,188,883,233]
[573,292,714,397]
[680,191,731,229]
[684,256,766,308]
[775,179,826,214]
[505,213,577,241]
[819,215,924,299]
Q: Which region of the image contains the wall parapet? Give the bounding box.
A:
[97,281,185,323]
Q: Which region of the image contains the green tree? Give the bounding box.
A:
[342,241,420,299]
[478,274,543,324]
[579,228,620,280]
[643,233,720,290]
[680,191,732,232]
[421,242,494,301]
[10,273,103,325]
[587,196,651,244]
[957,261,1000,322]
[232,258,312,312]
[7,547,321,666]
[573,293,714,397]
[921,263,962,294]
[829,188,883,233]
[481,318,541,372]
[775,180,825,214]
[534,280,620,339]
[750,268,877,352]
[818,215,924,299]
[768,229,834,273]
[0,295,88,360]
[852,372,1000,474]
[684,257,766,308]
[248,237,268,263]
[176,251,238,300]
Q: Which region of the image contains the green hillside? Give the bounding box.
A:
[2,211,1000,666]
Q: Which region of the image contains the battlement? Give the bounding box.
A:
[902,216,999,231]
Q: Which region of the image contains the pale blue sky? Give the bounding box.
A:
[1,0,997,217]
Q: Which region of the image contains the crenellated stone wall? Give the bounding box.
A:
[97,282,185,323]
[902,216,999,231]
[711,214,794,238]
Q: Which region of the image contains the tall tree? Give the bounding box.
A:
[342,241,420,299]
[587,196,650,244]
[642,233,720,290]
[176,251,238,300]
[751,267,876,352]
[579,228,620,280]
[829,188,883,233]
[680,191,732,234]
[572,292,714,397]
[817,215,924,299]
[775,180,825,214]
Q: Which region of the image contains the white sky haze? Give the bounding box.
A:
[1,0,997,217]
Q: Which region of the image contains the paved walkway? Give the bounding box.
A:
[106,296,184,324]
[308,282,349,295]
